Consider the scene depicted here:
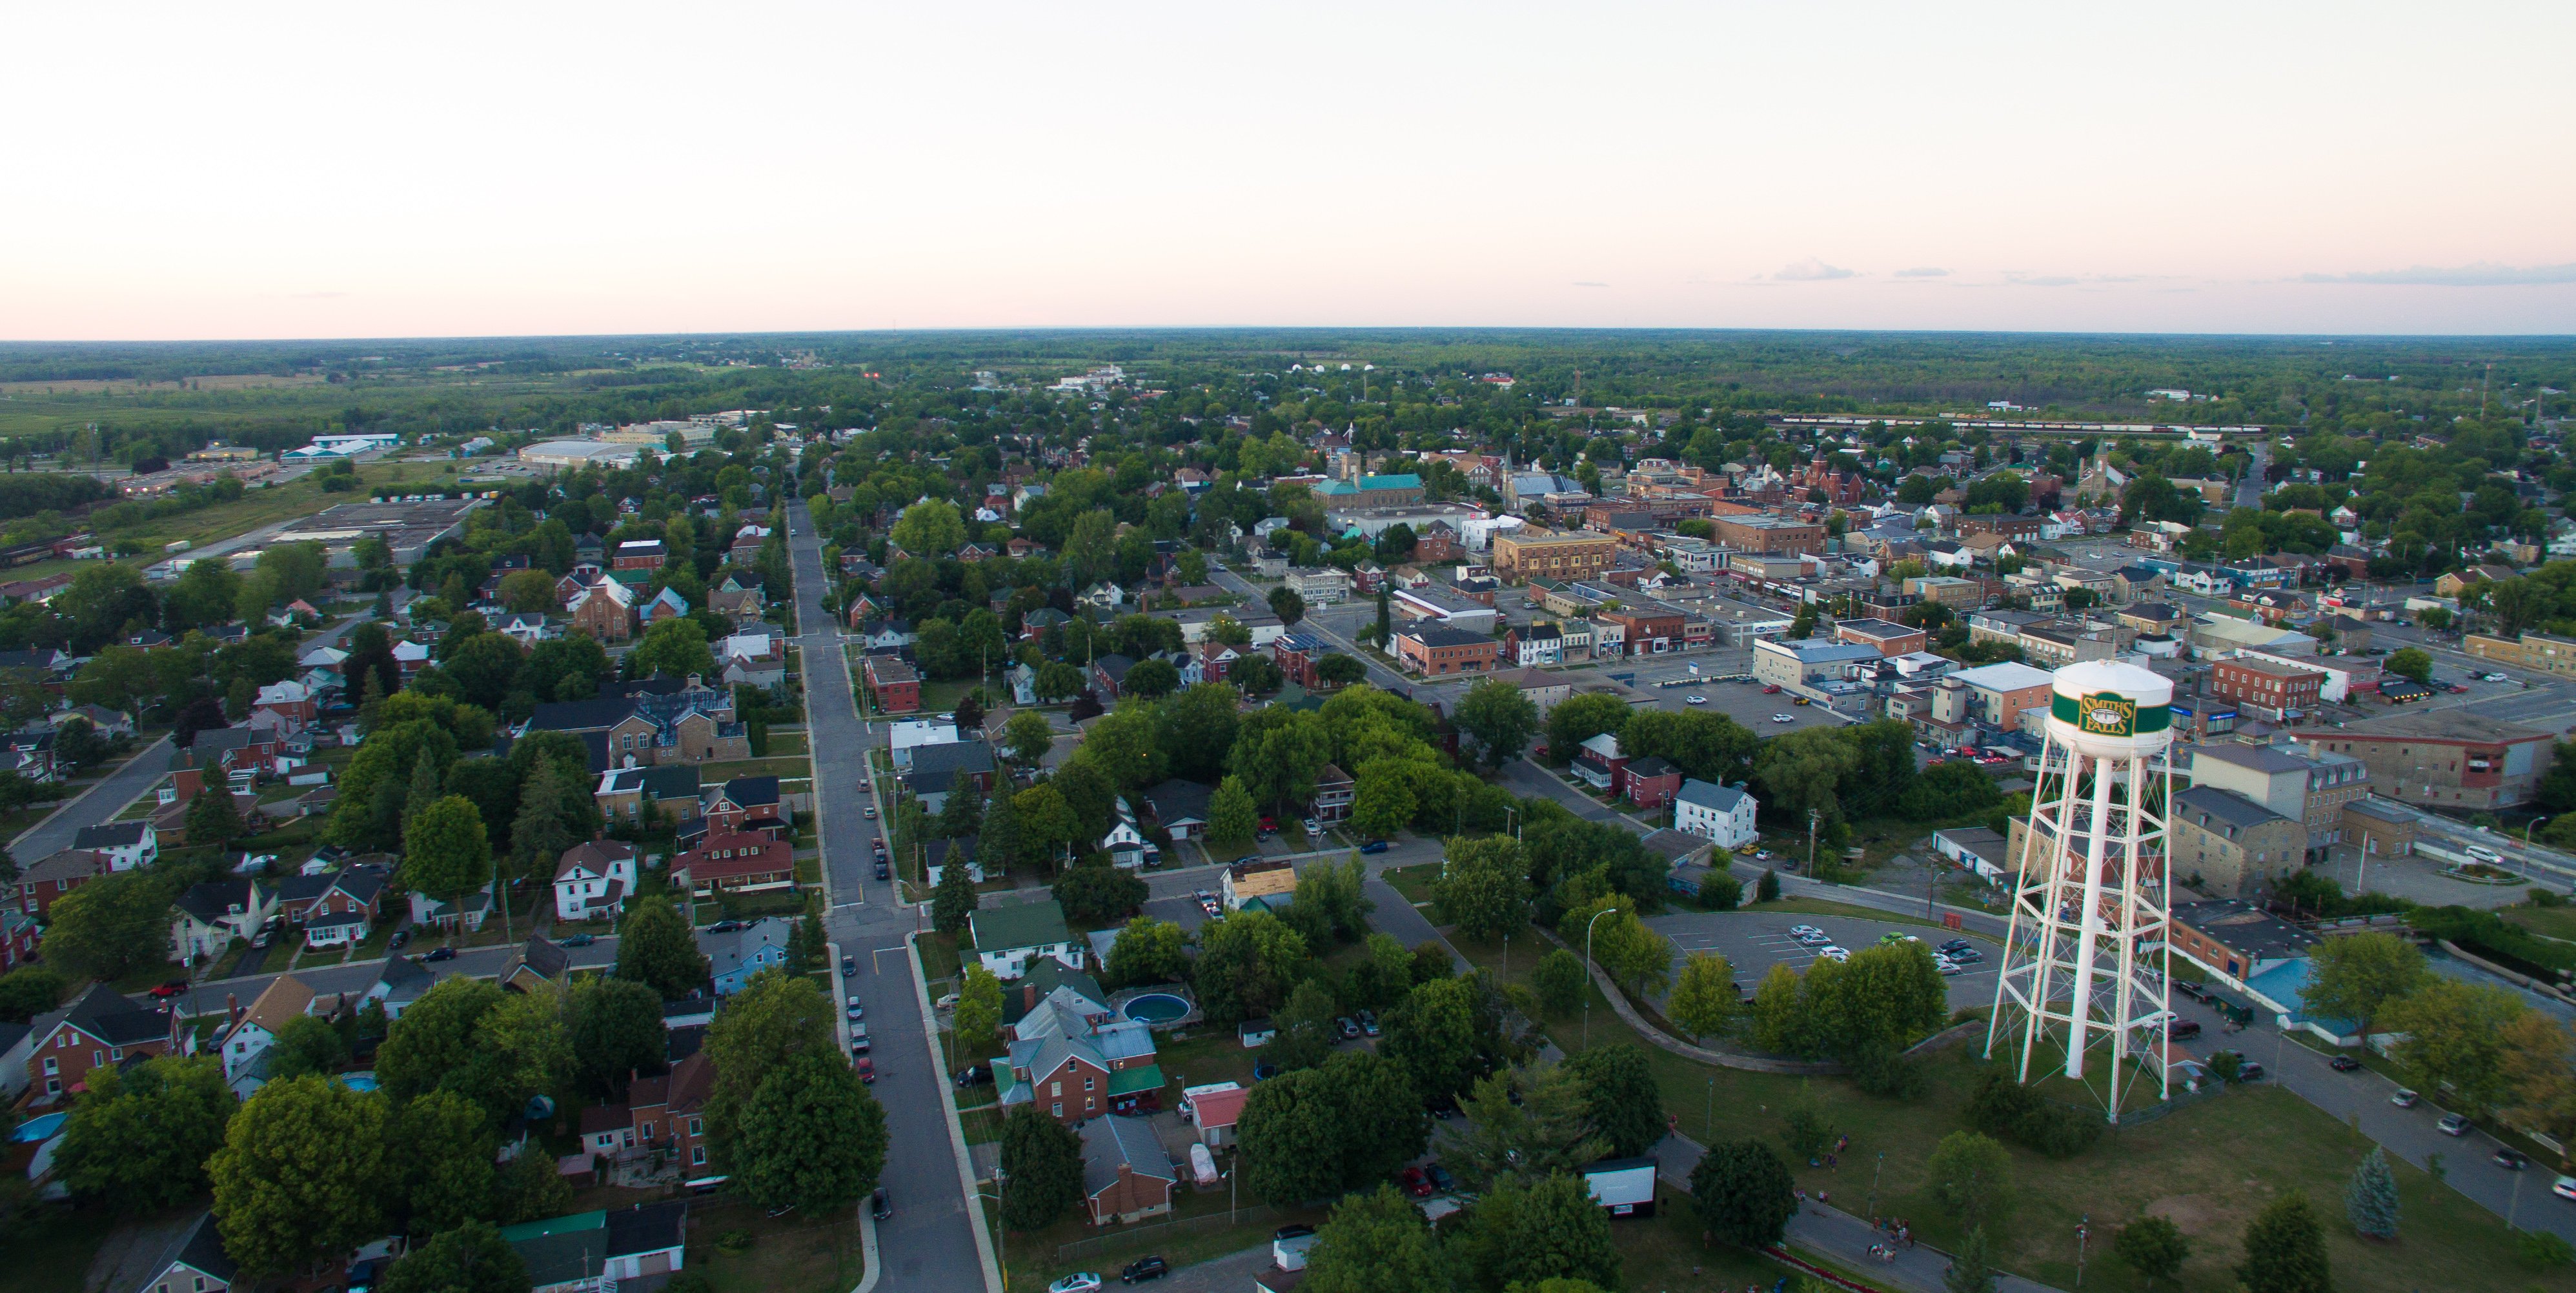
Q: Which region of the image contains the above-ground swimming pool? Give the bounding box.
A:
[1122,993,1191,1023]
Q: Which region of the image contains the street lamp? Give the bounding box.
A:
[2528,816,2550,847]
[1583,907,1614,1050]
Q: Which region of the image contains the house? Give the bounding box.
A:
[16,848,108,921]
[702,774,785,835]
[502,1202,691,1291]
[1092,653,1138,699]
[73,821,157,870]
[525,677,749,767]
[1100,797,1159,869]
[1222,859,1297,912]
[409,882,495,934]
[864,654,921,714]
[274,861,391,949]
[554,840,640,921]
[216,974,320,1096]
[718,625,789,688]
[579,1050,712,1171]
[1142,779,1213,841]
[971,900,1084,979]
[1081,1114,1177,1225]
[502,934,574,994]
[171,879,277,963]
[364,955,438,1021]
[594,763,702,828]
[1624,756,1683,810]
[1672,779,1758,850]
[1312,763,1355,823]
[997,976,1164,1125]
[700,917,795,995]
[25,984,174,1102]
[1179,1081,1247,1147]
[128,1212,237,1293]
[1392,624,1502,677]
[569,576,641,641]
[1079,582,1127,612]
[924,836,982,887]
[1573,732,1629,794]
[642,586,692,626]
[906,741,997,814]
[671,830,795,896]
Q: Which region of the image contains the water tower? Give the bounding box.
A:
[1985,659,2175,1121]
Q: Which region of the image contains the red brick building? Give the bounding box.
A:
[864,654,920,714]
[1625,756,1683,810]
[2211,657,2326,717]
[671,830,796,896]
[26,985,176,1103]
[1393,625,1501,677]
[17,848,108,921]
[1599,608,1685,656]
[1833,618,1928,658]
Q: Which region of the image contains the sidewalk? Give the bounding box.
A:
[1649,1132,2063,1293]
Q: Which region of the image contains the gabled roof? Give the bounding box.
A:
[1675,779,1750,814]
[174,879,263,925]
[74,820,150,849]
[909,741,995,779]
[228,974,316,1043]
[556,839,638,883]
[713,775,781,809]
[971,900,1072,952]
[1143,779,1213,826]
[1082,1113,1176,1196]
[137,1211,237,1292]
[35,983,168,1050]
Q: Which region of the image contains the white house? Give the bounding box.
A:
[1100,796,1158,869]
[553,840,639,921]
[889,717,962,771]
[216,974,320,1097]
[71,821,156,870]
[1672,779,1758,850]
[170,879,276,963]
[1079,582,1126,611]
[969,901,1084,980]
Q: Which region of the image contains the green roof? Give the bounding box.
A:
[498,1210,605,1241]
[970,900,1071,952]
[1107,1063,1165,1097]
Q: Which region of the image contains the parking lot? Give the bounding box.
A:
[1643,908,2002,1015]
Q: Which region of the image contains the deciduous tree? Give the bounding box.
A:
[2299,931,2431,1042]
[2384,977,2524,1114]
[733,1052,888,1213]
[2237,1193,2331,1293]
[615,895,711,999]
[400,795,492,906]
[998,1106,1083,1230]
[1690,1138,1797,1248]
[380,1221,527,1293]
[1208,776,1259,850]
[210,1075,395,1277]
[1304,1185,1445,1293]
[1563,1044,1664,1158]
[2113,1215,2189,1287]
[399,1089,500,1232]
[56,1056,235,1212]
[1454,677,1540,768]
[1667,951,1739,1042]
[41,870,170,979]
[1926,1130,2011,1232]
[1531,948,1587,1017]
[568,976,667,1101]
[704,971,835,1145]
[1437,836,1532,943]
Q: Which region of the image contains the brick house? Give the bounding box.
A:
[1082,1116,1177,1225]
[669,830,795,896]
[1393,625,1501,677]
[613,539,666,570]
[702,774,785,836]
[17,848,108,920]
[582,1051,715,1172]
[1272,631,1335,688]
[594,763,702,827]
[1598,608,1685,656]
[1624,756,1683,810]
[864,654,921,714]
[26,984,176,1103]
[1833,618,1929,657]
[272,862,392,950]
[1574,732,1631,795]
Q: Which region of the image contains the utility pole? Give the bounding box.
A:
[1807,808,1820,881]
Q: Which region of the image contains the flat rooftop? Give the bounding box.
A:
[270,497,483,563]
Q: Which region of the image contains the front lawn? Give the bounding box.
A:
[682,1194,865,1293]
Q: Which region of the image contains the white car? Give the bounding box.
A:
[2482,672,2510,683]
[1684,695,1707,705]
[2464,845,2506,865]
[1049,1276,1104,1293]
[1787,925,1825,941]
[1932,957,1963,976]
[1770,713,1796,723]
[1818,946,1851,963]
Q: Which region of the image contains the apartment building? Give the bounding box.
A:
[2309,710,2557,810]
[1710,514,1825,554]
[1492,529,1619,582]
[2210,657,2326,719]
[2190,742,2367,863]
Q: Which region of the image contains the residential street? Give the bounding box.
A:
[787,498,997,1293]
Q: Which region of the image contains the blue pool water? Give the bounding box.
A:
[1122,994,1190,1023]
[10,1112,66,1143]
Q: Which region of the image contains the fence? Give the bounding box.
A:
[1053,1203,1290,1263]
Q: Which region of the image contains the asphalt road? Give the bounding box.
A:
[787,499,993,1293]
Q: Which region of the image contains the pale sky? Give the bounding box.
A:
[7,2,2573,340]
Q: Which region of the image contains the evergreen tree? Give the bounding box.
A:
[998,1106,1084,1230]
[185,784,243,849]
[508,759,576,881]
[405,749,443,827]
[2237,1193,2331,1293]
[1944,1227,1996,1293]
[979,790,1020,876]
[1757,868,1781,903]
[2344,1146,2399,1240]
[931,854,979,935]
[938,781,984,839]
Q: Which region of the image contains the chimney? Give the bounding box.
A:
[227,993,243,1028]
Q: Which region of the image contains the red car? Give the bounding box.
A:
[148,980,189,999]
[1761,684,1781,694]
[854,1056,875,1084]
[1399,1167,1433,1198]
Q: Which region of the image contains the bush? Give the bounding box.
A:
[1966,1069,2100,1158]
[1848,1041,1925,1100]
[2519,1230,2576,1268]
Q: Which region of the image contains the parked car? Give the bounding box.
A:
[1233,856,1263,867]
[1685,695,1706,705]
[872,1187,891,1219]
[1401,1167,1434,1198]
[1303,819,1321,834]
[560,933,594,948]
[2555,1175,2576,1201]
[863,805,877,819]
[2173,981,2208,1001]
[1762,684,1781,694]
[423,947,456,962]
[2236,1061,2266,1081]
[2497,1148,2531,1170]
[1358,1010,1379,1036]
[854,1056,875,1083]
[955,1065,993,1087]
[875,859,891,881]
[1360,840,1390,854]
[389,928,412,950]
[149,979,190,999]
[707,919,744,934]
[2328,1056,2362,1072]
[1426,1163,1456,1194]
[2437,1114,2473,1137]
[2391,1089,2420,1108]
[1771,713,1796,723]
[1335,1016,1361,1039]
[1933,957,1963,976]
[1818,947,1849,963]
[841,956,858,977]
[1120,1256,1168,1284]
[2167,1020,2202,1039]
[847,1001,866,1021]
[1945,948,1983,964]
[1048,1275,1104,1293]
